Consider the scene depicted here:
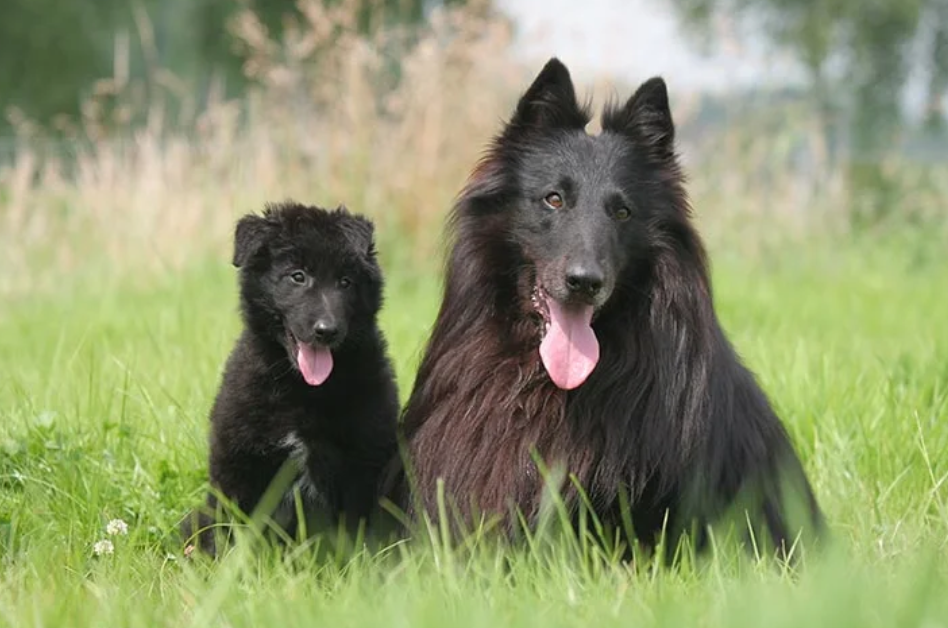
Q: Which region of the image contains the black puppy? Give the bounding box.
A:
[182,201,399,556]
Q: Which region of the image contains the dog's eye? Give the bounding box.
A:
[615,206,631,221]
[338,276,352,289]
[543,192,564,210]
[289,271,307,284]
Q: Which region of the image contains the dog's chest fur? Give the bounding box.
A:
[406,352,609,529]
[278,431,326,504]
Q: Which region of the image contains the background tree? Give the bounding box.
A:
[671,0,947,225]
[0,0,475,135]
[924,0,948,132]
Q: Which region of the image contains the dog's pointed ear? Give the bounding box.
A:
[507,58,588,133]
[339,207,376,259]
[233,214,273,268]
[603,76,675,157]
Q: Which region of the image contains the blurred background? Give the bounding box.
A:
[0,0,945,295]
[1,2,947,583]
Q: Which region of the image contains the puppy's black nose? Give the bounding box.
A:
[313,320,339,345]
[565,266,604,298]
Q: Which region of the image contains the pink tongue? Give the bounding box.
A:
[296,343,333,386]
[539,297,600,390]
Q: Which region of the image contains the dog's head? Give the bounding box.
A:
[232,201,382,386]
[462,58,684,389]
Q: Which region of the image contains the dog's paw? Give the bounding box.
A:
[179,509,219,558]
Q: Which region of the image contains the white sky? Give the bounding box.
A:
[499,0,930,115]
[499,0,804,93]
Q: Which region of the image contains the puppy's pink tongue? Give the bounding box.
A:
[539,298,599,390]
[297,343,333,386]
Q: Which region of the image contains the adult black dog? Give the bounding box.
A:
[182,202,399,556]
[393,59,824,560]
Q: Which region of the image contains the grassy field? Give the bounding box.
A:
[0,4,946,621]
[1,227,947,627]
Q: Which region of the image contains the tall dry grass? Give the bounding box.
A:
[0,0,945,296]
[1,2,522,294]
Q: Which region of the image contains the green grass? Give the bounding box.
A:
[1,236,947,627]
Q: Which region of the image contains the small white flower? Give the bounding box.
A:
[93,539,114,556]
[105,519,128,536]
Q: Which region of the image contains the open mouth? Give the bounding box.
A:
[530,284,600,391]
[288,333,334,387]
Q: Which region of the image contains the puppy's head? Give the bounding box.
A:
[233,201,382,386]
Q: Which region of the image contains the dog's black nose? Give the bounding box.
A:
[565,266,604,298]
[313,320,339,345]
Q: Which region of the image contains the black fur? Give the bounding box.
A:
[182,201,399,556]
[391,58,824,560]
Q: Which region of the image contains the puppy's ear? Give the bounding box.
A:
[506,57,589,135]
[602,77,675,158]
[339,209,376,260]
[233,214,273,268]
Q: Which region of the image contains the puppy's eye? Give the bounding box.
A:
[615,206,631,221]
[543,192,564,210]
[289,271,307,284]
[338,276,352,289]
